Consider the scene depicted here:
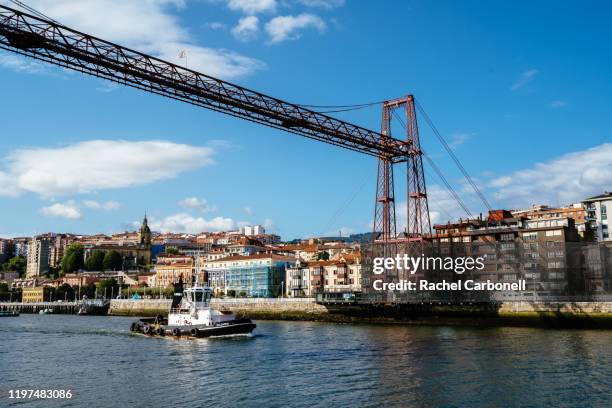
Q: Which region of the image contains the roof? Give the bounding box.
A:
[582,192,612,202]
[206,252,294,263]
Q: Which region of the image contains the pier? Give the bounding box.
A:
[0,301,80,314]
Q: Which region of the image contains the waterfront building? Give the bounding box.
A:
[286,253,362,297]
[582,192,612,242]
[202,253,294,297]
[22,286,51,303]
[512,203,591,240]
[286,259,312,297]
[432,210,583,294]
[26,238,50,278]
[153,254,195,288]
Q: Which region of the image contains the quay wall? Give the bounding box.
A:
[108,298,329,320]
[5,299,612,328]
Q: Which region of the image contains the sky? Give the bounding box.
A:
[0,0,611,240]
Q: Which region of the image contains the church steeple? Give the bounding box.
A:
[138,213,151,246]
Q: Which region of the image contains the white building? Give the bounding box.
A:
[582,192,612,241]
[240,225,265,237]
[26,238,50,278]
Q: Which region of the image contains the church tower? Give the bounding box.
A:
[138,214,152,247]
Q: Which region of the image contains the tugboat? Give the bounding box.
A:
[130,277,256,338]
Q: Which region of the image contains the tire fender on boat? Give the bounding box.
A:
[143,325,151,334]
[130,322,137,332]
[156,327,165,336]
[172,328,181,336]
[190,328,199,337]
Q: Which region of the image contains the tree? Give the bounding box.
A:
[54,283,74,301]
[165,247,179,255]
[85,251,105,271]
[317,251,330,261]
[103,250,123,271]
[3,256,26,277]
[61,244,84,273]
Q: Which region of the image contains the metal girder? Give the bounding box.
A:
[0,4,410,161]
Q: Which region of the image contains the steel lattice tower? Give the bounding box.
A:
[373,95,431,248]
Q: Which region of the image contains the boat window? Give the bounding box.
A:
[194,291,204,302]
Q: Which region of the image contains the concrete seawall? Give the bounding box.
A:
[108,298,612,328]
[109,298,330,320]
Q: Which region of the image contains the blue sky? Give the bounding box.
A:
[0,0,610,239]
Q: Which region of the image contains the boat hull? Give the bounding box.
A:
[131,318,256,338]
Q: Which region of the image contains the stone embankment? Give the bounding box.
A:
[105,298,612,328]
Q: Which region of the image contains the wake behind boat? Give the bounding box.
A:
[130,277,255,338]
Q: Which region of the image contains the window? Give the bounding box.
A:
[602,205,607,220]
[548,272,565,280]
[545,230,562,237]
[500,233,514,242]
[525,272,540,279]
[522,232,538,241]
[500,243,515,251]
[547,261,564,269]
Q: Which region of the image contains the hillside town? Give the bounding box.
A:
[1,191,611,302]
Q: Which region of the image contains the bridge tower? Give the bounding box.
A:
[373,95,431,248]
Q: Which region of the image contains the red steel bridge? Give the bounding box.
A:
[0,2,489,245]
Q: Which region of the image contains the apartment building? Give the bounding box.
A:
[200,253,294,297]
[153,254,195,288]
[582,192,612,241]
[432,210,582,294]
[26,238,50,278]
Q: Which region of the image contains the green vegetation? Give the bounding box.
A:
[85,251,105,271]
[165,247,179,255]
[1,255,27,278]
[317,251,330,261]
[103,250,122,271]
[61,244,85,273]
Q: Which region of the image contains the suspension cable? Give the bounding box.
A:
[414,99,493,211]
[391,110,474,219]
[8,0,57,22]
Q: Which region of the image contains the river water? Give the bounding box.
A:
[1,315,611,407]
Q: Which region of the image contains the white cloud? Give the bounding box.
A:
[297,0,345,9]
[0,140,214,197]
[0,54,45,74]
[151,212,235,233]
[550,100,568,108]
[40,201,82,219]
[5,0,264,79]
[449,133,471,149]
[489,143,612,207]
[84,200,121,210]
[510,69,538,91]
[178,197,216,212]
[265,13,326,44]
[226,0,277,14]
[232,16,259,41]
[206,22,227,30]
